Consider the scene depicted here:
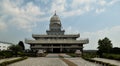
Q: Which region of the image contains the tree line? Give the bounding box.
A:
[97,37,120,57]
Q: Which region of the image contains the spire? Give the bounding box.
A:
[54,10,56,16]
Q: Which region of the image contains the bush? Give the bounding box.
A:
[82,52,98,58]
[0,51,13,59]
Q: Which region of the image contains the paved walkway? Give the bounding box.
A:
[46,53,59,58]
[59,54,71,58]
[8,54,101,66]
[8,57,68,66]
[0,57,20,63]
[93,58,120,66]
[65,58,101,66]
[46,53,71,58]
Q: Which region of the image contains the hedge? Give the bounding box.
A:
[102,53,120,60]
[0,56,28,66]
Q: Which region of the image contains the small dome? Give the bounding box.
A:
[50,13,61,24]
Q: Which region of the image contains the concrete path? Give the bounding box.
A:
[93,58,120,66]
[0,57,20,63]
[46,53,71,58]
[46,53,59,58]
[59,54,71,58]
[8,57,68,66]
[8,54,101,66]
[65,58,101,66]
[58,54,101,66]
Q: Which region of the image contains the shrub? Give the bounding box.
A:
[0,51,13,59]
[82,52,98,58]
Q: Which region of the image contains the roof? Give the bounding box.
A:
[25,39,89,44]
[32,34,80,38]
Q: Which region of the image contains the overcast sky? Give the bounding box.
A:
[0,0,120,50]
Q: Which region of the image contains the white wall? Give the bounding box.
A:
[0,43,12,51]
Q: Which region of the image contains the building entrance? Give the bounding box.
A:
[53,48,60,53]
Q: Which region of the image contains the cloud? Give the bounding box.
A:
[96,8,105,14]
[71,0,96,8]
[0,22,7,31]
[0,0,46,32]
[0,0,119,31]
[81,26,120,50]
[108,0,120,5]
[0,16,7,31]
[50,0,66,14]
[98,0,106,6]
[65,26,79,34]
[58,0,119,17]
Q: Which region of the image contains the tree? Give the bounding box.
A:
[97,37,113,57]
[9,45,22,56]
[18,41,25,50]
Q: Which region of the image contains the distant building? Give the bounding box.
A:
[0,41,13,51]
[25,12,89,53]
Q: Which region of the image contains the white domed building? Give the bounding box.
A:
[25,12,89,53]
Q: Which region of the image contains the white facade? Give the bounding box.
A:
[0,41,13,51]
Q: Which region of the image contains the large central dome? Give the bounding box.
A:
[48,12,65,35]
[50,13,61,24]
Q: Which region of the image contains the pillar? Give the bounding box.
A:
[60,44,62,52]
[51,44,53,52]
